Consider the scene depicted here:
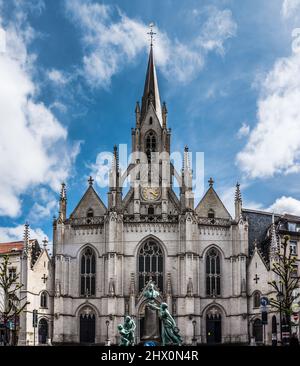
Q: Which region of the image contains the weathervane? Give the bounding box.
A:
[147,22,156,47]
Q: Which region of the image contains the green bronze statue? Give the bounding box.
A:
[148,302,182,346]
[118,316,136,346]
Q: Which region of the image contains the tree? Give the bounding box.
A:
[0,255,28,346]
[268,235,300,341]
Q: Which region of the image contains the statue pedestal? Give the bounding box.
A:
[141,305,160,342]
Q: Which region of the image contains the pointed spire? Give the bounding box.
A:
[235,182,242,202]
[135,101,141,127]
[23,222,30,254]
[141,42,162,125]
[162,101,167,128]
[235,182,242,221]
[113,145,119,173]
[59,182,67,222]
[60,182,66,201]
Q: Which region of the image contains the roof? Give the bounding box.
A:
[0,239,37,255]
[141,46,162,125]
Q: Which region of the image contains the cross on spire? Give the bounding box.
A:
[208,177,214,187]
[147,22,156,47]
[88,176,94,186]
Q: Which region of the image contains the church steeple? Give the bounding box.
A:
[140,44,162,125]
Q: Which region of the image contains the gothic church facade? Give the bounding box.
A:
[46,46,283,345]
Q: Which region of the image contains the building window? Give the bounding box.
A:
[138,240,163,292]
[253,291,261,308]
[291,264,298,278]
[148,206,154,216]
[87,208,94,218]
[149,117,153,125]
[8,267,17,280]
[290,240,297,255]
[40,291,48,308]
[208,209,215,219]
[287,222,300,232]
[206,248,221,296]
[145,131,157,163]
[80,247,96,296]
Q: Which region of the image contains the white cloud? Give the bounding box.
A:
[236,49,300,178]
[267,196,300,215]
[65,1,236,87]
[0,224,48,245]
[196,8,237,56]
[48,69,68,85]
[237,122,250,139]
[29,188,58,222]
[0,13,80,217]
[282,0,300,19]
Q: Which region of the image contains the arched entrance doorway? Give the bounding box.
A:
[79,307,96,343]
[206,307,222,344]
[38,318,48,344]
[253,318,263,343]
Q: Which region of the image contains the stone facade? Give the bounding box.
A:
[2,46,299,346]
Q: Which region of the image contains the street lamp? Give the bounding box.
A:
[105,320,110,345]
[277,291,284,345]
[192,320,197,346]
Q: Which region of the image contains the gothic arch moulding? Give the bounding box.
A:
[76,243,100,259]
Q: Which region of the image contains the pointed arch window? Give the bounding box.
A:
[138,240,163,292]
[145,131,157,163]
[253,291,261,308]
[40,291,48,308]
[206,248,221,296]
[208,209,215,219]
[87,208,94,218]
[80,247,96,296]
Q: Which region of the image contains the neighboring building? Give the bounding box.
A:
[0,230,53,346]
[244,209,300,344]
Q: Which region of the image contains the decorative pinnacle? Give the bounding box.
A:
[113,145,119,171]
[135,101,140,113]
[235,182,242,202]
[162,101,167,114]
[147,22,156,47]
[88,176,94,186]
[60,182,66,200]
[208,177,214,187]
[42,237,48,249]
[24,222,29,241]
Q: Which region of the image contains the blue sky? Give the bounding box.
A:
[1,0,300,247]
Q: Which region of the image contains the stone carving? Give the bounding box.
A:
[118,316,136,346]
[187,277,193,297]
[148,302,182,346]
[142,282,160,341]
[108,278,115,297]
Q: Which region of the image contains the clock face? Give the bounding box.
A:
[141,187,161,201]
